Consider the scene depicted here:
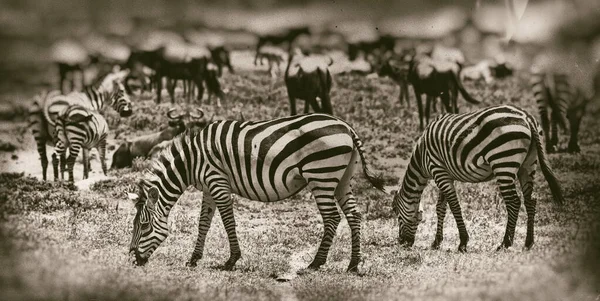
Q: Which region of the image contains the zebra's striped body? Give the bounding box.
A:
[393,105,564,251]
[29,78,131,180]
[53,105,109,182]
[531,72,589,153]
[128,114,385,272]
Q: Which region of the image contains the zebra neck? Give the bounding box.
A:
[399,143,429,201]
[147,134,203,217]
[83,87,111,111]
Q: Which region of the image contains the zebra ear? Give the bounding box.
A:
[146,186,159,210]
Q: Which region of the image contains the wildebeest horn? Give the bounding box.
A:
[189,108,205,119]
[167,108,184,119]
[328,56,333,66]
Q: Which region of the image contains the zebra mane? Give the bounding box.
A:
[142,129,200,184]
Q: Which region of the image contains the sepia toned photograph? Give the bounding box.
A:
[0,0,599,300]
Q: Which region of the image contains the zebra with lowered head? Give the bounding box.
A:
[128,113,386,272]
[393,105,564,252]
[53,105,109,182]
[28,71,132,181]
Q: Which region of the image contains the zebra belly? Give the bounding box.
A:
[227,166,307,202]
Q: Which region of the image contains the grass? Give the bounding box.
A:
[1,61,600,301]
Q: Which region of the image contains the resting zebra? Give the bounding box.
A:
[393,105,564,252]
[530,72,590,153]
[128,114,385,272]
[53,105,109,182]
[28,75,132,181]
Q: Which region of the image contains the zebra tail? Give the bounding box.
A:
[529,116,565,206]
[349,129,386,193]
[452,71,480,104]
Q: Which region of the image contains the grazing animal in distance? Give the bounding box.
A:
[530,72,591,153]
[51,39,96,93]
[256,46,286,78]
[209,45,234,76]
[127,114,386,272]
[284,50,334,115]
[377,53,413,107]
[29,73,133,181]
[111,108,197,169]
[408,55,481,130]
[393,105,564,252]
[254,26,310,65]
[53,105,109,182]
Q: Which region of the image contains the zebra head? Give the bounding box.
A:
[128,181,164,266]
[392,190,423,247]
[110,81,133,117]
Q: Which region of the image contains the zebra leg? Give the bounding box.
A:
[66,145,82,182]
[213,187,241,270]
[337,189,362,272]
[186,192,216,267]
[519,167,536,250]
[52,153,59,181]
[431,193,447,249]
[439,180,468,252]
[306,190,341,271]
[53,140,66,181]
[98,138,107,176]
[549,115,559,153]
[495,179,522,250]
[37,141,48,181]
[82,148,89,179]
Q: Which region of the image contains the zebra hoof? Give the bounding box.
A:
[219,263,235,271]
[458,245,467,253]
[346,258,362,273]
[185,260,198,267]
[431,240,442,250]
[496,245,507,252]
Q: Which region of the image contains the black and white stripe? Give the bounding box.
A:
[128,114,385,272]
[531,72,589,153]
[393,105,564,252]
[29,77,132,181]
[53,105,109,182]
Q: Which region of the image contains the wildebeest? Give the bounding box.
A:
[111,108,205,169]
[254,26,310,65]
[284,50,334,115]
[407,55,481,130]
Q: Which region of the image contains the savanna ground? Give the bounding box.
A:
[1,14,600,301]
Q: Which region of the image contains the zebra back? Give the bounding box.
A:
[55,105,108,148]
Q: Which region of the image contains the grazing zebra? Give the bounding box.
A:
[29,76,132,181]
[53,105,109,182]
[128,114,385,272]
[530,72,590,153]
[393,105,564,252]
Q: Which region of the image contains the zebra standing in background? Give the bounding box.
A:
[28,73,132,181]
[53,105,109,182]
[128,114,386,272]
[531,72,590,153]
[393,105,564,252]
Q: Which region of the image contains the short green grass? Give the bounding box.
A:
[1,67,600,301]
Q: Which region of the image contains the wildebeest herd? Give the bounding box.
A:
[26,5,600,274]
